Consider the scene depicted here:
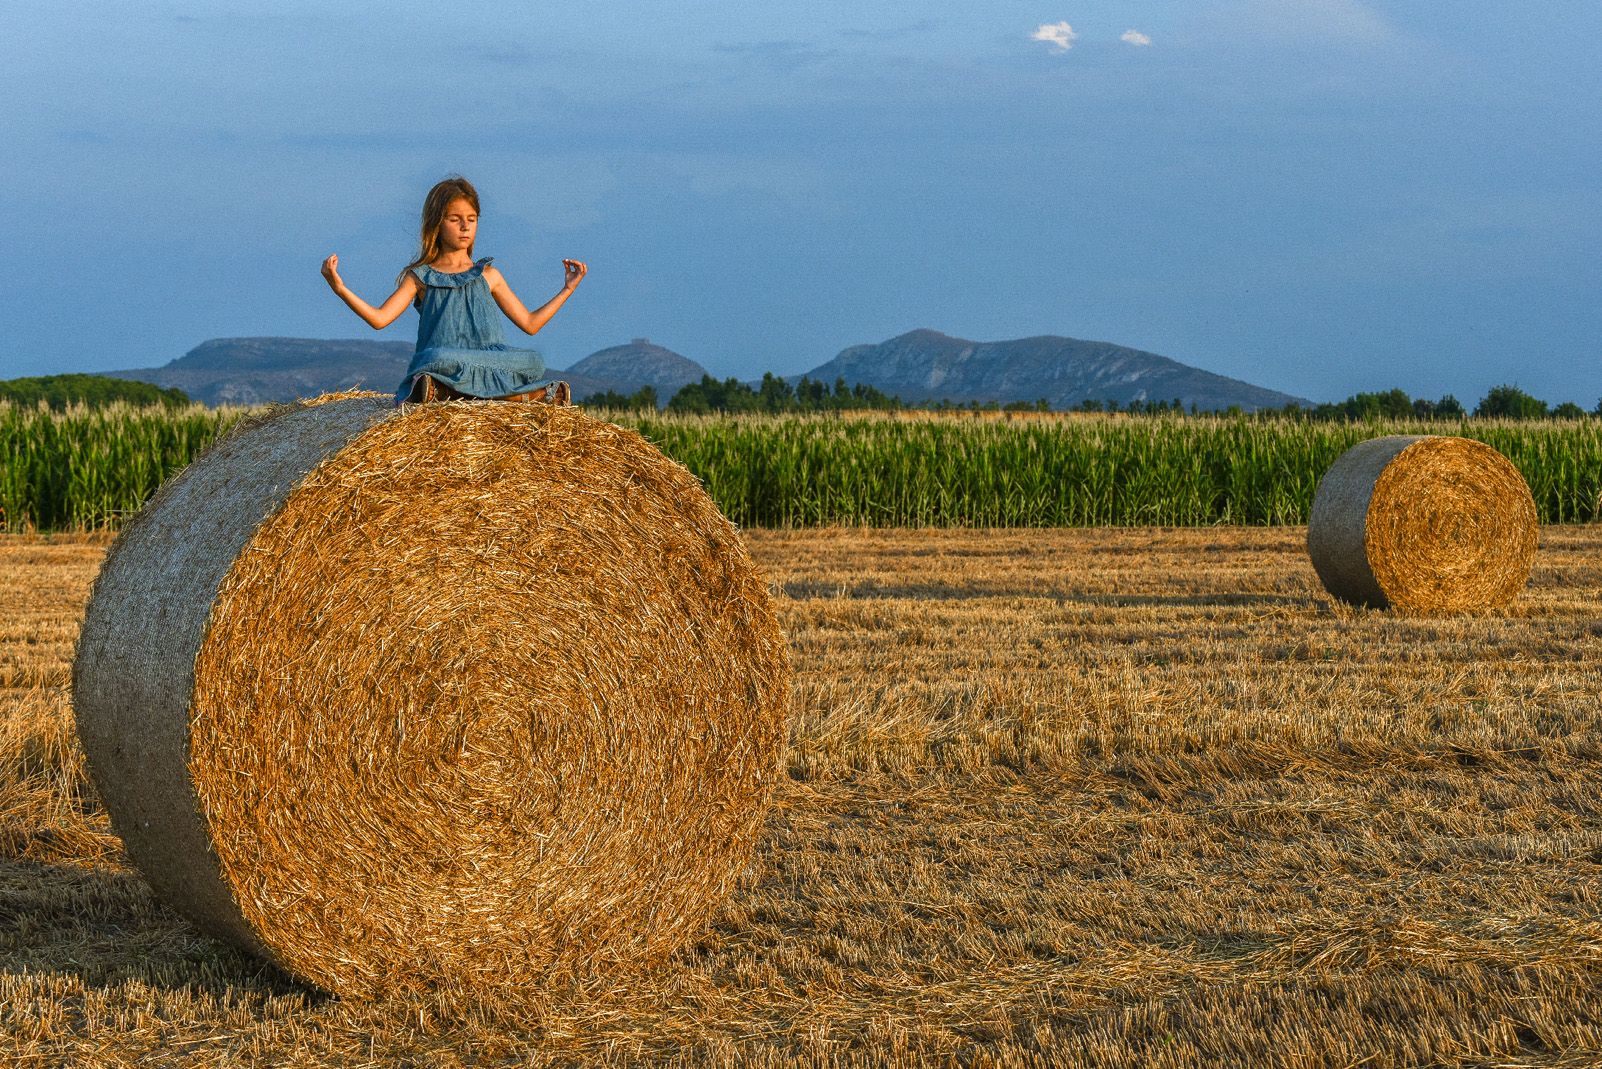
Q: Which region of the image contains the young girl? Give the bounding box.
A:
[320,175,587,404]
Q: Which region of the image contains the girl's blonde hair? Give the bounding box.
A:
[399,176,481,293]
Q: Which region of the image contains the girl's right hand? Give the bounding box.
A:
[321,254,342,290]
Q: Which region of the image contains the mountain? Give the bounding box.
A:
[98,330,1303,411]
[104,338,416,407]
[564,339,708,400]
[800,329,1308,412]
[103,337,709,407]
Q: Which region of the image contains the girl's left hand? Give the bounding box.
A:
[563,259,588,290]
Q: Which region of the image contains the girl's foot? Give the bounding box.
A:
[505,381,572,405]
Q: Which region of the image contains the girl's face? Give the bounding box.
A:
[437,197,478,253]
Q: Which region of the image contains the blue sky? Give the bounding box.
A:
[3,1,1598,404]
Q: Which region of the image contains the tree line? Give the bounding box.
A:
[1,372,1594,422]
[594,374,1180,415]
[0,374,190,410]
[1279,384,1594,422]
[585,374,908,414]
[586,376,1601,421]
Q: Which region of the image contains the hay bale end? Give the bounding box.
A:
[73,398,792,998]
[1306,434,1537,612]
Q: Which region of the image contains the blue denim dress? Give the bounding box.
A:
[394,257,558,403]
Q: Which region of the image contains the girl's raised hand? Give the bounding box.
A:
[562,259,588,290]
[321,254,343,290]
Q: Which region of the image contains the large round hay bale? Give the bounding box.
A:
[72,398,792,998]
[1306,435,1537,612]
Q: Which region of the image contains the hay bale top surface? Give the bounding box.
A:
[1307,434,1537,613]
[75,398,792,998]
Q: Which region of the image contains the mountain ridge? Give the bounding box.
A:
[100,337,710,407]
[88,330,1307,410]
[798,329,1307,411]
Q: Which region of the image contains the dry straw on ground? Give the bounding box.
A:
[71,397,792,999]
[1307,434,1538,612]
[11,528,1602,1064]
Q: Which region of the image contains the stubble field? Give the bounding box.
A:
[3,527,1602,1067]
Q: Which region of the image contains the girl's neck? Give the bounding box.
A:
[430,253,475,272]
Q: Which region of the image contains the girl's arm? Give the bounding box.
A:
[486,259,588,336]
[320,255,419,330]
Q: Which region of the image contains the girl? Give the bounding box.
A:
[320,175,587,404]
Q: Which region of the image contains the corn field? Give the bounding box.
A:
[639,412,1602,527]
[0,403,244,533]
[3,401,1601,532]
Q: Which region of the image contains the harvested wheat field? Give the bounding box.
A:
[4,527,1602,1067]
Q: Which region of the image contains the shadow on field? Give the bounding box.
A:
[1079,592,1324,610]
[0,856,309,998]
[781,579,1319,608]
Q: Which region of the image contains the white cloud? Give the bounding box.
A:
[1030,22,1077,52]
[1120,29,1152,46]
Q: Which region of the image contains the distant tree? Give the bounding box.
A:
[1075,398,1104,413]
[0,374,189,410]
[667,372,906,414]
[665,376,712,414]
[667,375,761,414]
[581,388,624,408]
[580,384,658,410]
[1339,388,1413,420]
[1435,394,1466,419]
[1308,388,1445,422]
[1475,384,1547,419]
[833,377,850,408]
[757,372,793,413]
[1552,401,1587,420]
[795,376,828,409]
[843,380,900,411]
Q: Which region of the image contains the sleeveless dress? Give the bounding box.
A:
[394,257,561,403]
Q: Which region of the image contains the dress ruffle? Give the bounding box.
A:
[410,257,493,288]
[396,344,551,403]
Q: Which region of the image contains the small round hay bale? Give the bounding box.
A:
[73,398,792,998]
[1307,435,1537,612]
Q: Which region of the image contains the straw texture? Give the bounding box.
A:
[73,398,792,998]
[1306,435,1538,612]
